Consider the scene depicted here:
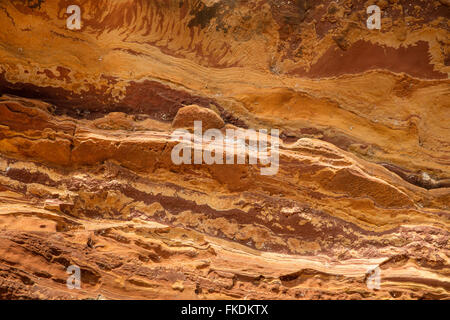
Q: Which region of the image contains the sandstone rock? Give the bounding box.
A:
[43,199,64,213]
[172,281,185,292]
[0,0,448,301]
[172,105,225,131]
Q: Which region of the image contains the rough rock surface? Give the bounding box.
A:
[172,105,225,131]
[0,0,449,299]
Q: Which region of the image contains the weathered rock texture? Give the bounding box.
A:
[0,0,449,299]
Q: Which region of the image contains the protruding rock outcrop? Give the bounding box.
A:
[172,105,225,131]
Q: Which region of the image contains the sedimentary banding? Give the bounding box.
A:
[0,0,449,299]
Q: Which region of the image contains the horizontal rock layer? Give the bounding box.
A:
[0,0,449,299]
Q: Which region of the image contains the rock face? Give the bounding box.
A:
[0,0,449,300]
[172,105,225,131]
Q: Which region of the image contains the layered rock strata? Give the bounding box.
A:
[0,0,448,299]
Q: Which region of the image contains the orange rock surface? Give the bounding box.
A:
[0,0,449,299]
